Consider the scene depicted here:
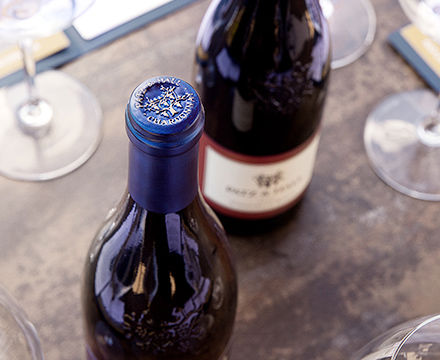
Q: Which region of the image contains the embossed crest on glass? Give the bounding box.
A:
[364,0,440,200]
[0,0,102,181]
[352,314,440,360]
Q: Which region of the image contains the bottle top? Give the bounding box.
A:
[126,76,204,155]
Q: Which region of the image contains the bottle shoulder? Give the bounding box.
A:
[83,193,237,358]
[196,0,331,70]
[194,0,331,156]
[88,193,232,267]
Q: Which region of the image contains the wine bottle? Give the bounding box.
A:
[194,0,331,232]
[82,76,238,360]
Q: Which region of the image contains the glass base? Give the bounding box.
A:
[0,285,44,360]
[0,70,102,181]
[364,88,440,201]
[321,0,377,69]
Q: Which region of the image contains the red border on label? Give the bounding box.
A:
[198,129,319,220]
[200,129,319,164]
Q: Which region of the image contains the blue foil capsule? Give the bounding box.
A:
[125,76,205,213]
[126,76,204,155]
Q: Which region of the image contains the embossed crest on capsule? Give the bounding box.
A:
[134,79,195,127]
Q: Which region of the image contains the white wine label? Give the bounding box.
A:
[200,132,320,219]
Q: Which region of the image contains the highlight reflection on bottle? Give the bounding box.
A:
[82,76,237,360]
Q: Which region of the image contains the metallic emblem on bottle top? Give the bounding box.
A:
[126,76,203,153]
[134,77,196,127]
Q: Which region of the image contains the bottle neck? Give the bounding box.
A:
[128,142,199,213]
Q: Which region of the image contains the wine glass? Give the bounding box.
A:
[0,0,102,181]
[364,0,440,201]
[352,314,440,360]
[0,285,44,359]
[320,0,377,69]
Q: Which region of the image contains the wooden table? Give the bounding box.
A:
[0,0,439,359]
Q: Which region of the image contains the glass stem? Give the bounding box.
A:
[18,38,39,104]
[16,38,53,138]
[416,93,440,147]
[433,94,440,125]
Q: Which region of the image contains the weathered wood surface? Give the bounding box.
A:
[0,1,438,359]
